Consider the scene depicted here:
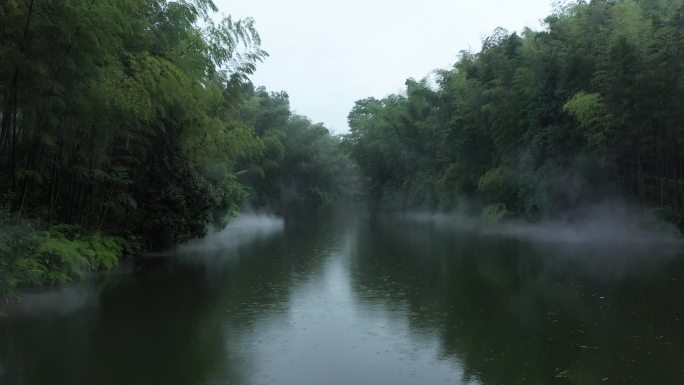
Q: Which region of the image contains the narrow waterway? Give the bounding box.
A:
[1,210,683,384]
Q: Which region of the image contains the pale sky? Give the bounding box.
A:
[215,0,554,133]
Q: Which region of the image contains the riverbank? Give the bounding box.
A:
[0,213,136,302]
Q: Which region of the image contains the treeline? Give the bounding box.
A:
[239,87,356,210]
[344,0,684,226]
[0,0,351,296]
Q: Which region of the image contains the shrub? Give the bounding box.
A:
[0,217,134,298]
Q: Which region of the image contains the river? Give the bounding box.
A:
[1,209,683,384]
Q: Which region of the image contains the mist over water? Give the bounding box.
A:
[177,213,285,255]
[6,284,98,317]
[1,214,285,317]
[2,209,684,385]
[402,201,682,246]
[400,203,684,285]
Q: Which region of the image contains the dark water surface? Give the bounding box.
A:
[1,210,684,385]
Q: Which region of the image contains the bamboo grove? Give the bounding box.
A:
[0,0,353,295]
[344,0,684,225]
[4,0,684,296]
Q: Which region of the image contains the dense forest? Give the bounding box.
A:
[344,0,684,226]
[0,0,352,296]
[3,0,684,297]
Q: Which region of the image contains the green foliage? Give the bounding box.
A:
[0,216,133,297]
[563,92,612,150]
[0,0,351,296]
[0,0,270,251]
[344,0,684,227]
[436,163,469,210]
[240,87,357,210]
[482,203,509,223]
[477,168,519,207]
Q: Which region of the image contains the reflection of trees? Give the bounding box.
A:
[348,218,684,385]
[0,263,229,385]
[0,210,343,385]
[3,211,683,385]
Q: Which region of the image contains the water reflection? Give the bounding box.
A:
[1,210,683,385]
[348,216,684,384]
